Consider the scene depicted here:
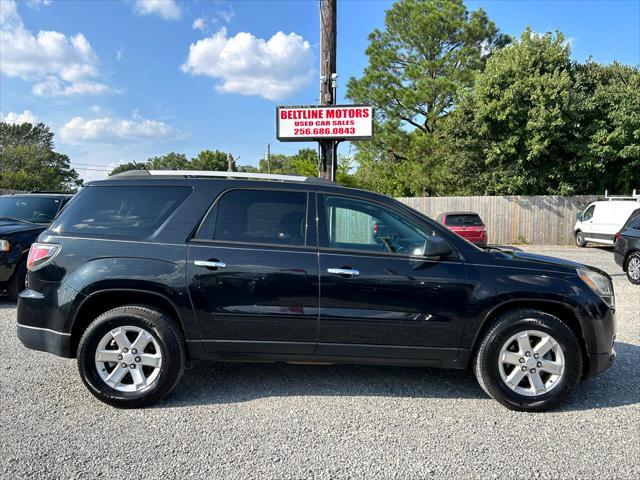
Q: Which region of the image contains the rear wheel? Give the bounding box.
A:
[474,309,582,412]
[77,305,185,408]
[6,259,27,302]
[626,252,640,285]
[575,231,586,248]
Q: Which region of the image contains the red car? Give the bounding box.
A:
[436,211,487,246]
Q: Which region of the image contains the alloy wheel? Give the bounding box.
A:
[95,326,162,392]
[498,329,565,396]
[628,256,640,281]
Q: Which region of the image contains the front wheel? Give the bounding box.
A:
[575,231,586,248]
[77,305,186,408]
[474,309,582,412]
[626,252,640,285]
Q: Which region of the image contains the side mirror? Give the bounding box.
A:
[421,237,453,258]
[576,212,583,222]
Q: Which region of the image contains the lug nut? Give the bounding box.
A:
[530,368,536,374]
[121,363,127,368]
[132,349,137,354]
[123,348,129,353]
[521,366,528,372]
[525,351,531,357]
[537,362,542,368]
[135,356,141,363]
[130,364,136,369]
[519,357,525,363]
[117,355,123,360]
[533,353,540,359]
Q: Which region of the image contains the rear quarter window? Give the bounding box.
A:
[51,186,191,239]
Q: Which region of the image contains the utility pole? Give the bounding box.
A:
[319,0,337,181]
[226,152,234,172]
[267,143,271,174]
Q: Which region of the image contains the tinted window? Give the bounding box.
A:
[0,196,61,224]
[52,186,191,238]
[624,209,640,230]
[321,195,438,255]
[445,214,483,227]
[214,190,308,246]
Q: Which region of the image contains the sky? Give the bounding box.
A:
[1,0,639,182]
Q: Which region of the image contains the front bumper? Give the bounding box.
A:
[0,262,16,283]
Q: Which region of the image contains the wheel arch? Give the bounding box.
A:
[70,289,187,357]
[470,299,589,374]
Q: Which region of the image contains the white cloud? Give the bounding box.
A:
[192,17,205,31]
[26,0,52,8]
[59,112,177,142]
[133,0,181,20]
[181,28,313,101]
[116,48,124,61]
[1,110,39,124]
[0,0,110,96]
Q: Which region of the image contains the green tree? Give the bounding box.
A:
[145,152,190,170]
[347,0,509,195]
[191,149,230,171]
[0,122,81,191]
[441,30,640,195]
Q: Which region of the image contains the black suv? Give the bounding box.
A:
[614,208,640,284]
[17,172,616,411]
[1,192,72,300]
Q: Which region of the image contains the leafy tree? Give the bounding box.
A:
[441,31,640,195]
[0,122,81,191]
[191,149,230,171]
[145,152,190,170]
[347,0,509,195]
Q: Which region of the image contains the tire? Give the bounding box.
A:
[474,309,582,412]
[626,252,640,285]
[77,305,186,408]
[6,258,27,302]
[575,231,586,248]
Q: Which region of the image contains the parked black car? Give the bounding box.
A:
[0,193,73,300]
[17,172,616,411]
[614,208,640,285]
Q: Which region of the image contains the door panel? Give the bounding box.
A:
[318,252,472,359]
[317,194,472,360]
[187,188,319,355]
[188,244,319,354]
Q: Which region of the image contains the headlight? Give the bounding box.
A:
[578,268,614,308]
[0,240,10,252]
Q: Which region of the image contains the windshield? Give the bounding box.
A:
[0,196,62,224]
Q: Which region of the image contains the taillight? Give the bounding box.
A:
[614,231,621,243]
[26,243,60,271]
[373,222,379,234]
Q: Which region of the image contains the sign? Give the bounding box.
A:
[276,105,373,142]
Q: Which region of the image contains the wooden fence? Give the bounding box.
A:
[397,195,599,245]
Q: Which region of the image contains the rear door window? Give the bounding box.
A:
[51,186,191,238]
[211,189,309,246]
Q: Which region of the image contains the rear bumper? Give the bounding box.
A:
[16,323,72,357]
[614,250,625,269]
[16,286,80,358]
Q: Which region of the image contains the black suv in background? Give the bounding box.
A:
[17,172,616,411]
[0,193,72,300]
[614,208,640,284]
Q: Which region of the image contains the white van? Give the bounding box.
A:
[574,191,640,247]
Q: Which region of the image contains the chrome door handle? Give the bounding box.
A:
[327,268,359,276]
[194,260,227,269]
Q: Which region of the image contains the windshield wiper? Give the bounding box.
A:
[0,216,37,225]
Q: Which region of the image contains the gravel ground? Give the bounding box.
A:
[1,246,638,479]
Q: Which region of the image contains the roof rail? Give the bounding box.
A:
[604,189,639,201]
[110,169,334,184]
